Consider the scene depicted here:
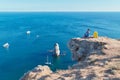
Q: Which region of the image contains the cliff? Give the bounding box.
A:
[20,65,52,80]
[68,37,120,61]
[21,37,120,80]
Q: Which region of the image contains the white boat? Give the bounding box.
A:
[26,31,31,35]
[45,56,51,65]
[3,43,9,48]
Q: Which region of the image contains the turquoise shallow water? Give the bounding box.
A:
[0,12,120,80]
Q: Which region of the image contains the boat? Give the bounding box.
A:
[26,30,31,35]
[45,56,51,65]
[3,43,9,48]
[36,35,40,38]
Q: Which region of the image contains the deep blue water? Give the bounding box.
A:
[0,12,120,80]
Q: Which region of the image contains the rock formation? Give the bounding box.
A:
[20,65,52,80]
[21,37,120,80]
[68,37,120,61]
[54,43,60,56]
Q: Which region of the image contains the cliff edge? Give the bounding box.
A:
[68,37,120,61]
[21,37,120,80]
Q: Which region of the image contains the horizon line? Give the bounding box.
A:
[0,10,120,12]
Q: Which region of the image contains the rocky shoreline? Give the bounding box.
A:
[21,37,120,80]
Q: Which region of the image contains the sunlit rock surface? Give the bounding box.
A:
[21,37,120,80]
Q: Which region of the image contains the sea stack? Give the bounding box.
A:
[54,43,60,56]
[21,37,120,80]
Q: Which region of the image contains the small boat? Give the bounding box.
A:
[36,35,40,38]
[3,43,9,48]
[45,56,51,65]
[26,31,31,35]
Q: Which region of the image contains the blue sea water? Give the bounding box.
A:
[0,12,120,80]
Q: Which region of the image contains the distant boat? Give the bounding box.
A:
[3,43,9,48]
[48,50,54,53]
[61,51,66,56]
[36,35,40,38]
[45,56,51,65]
[26,31,31,35]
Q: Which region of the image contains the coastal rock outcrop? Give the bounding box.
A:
[54,43,60,56]
[21,37,120,80]
[68,37,120,61]
[20,65,52,80]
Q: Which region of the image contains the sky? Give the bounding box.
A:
[0,0,120,12]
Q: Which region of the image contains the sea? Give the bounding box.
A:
[0,12,120,80]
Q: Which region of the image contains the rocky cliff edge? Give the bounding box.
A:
[21,37,120,80]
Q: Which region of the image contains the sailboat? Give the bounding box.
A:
[45,56,51,65]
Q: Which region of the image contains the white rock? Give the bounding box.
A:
[54,43,60,56]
